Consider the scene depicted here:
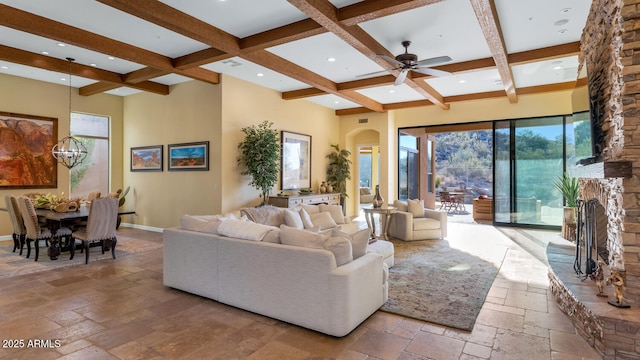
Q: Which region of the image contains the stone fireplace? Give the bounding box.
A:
[547,0,640,358]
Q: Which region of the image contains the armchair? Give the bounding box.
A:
[383,199,447,241]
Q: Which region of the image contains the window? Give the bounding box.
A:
[398,133,419,200]
[69,113,110,199]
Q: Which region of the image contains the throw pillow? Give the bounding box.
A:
[299,208,314,229]
[407,199,425,218]
[301,204,320,215]
[180,215,222,234]
[217,219,278,241]
[310,211,338,230]
[280,224,328,249]
[393,199,408,212]
[332,228,369,259]
[318,204,346,224]
[283,209,304,229]
[323,237,353,266]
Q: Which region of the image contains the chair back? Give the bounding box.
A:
[87,192,101,202]
[439,191,451,200]
[4,195,25,236]
[85,197,118,241]
[18,196,41,239]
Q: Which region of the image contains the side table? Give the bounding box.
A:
[363,206,397,241]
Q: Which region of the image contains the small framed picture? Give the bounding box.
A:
[131,145,163,172]
[168,141,209,171]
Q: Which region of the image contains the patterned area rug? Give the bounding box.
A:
[381,224,509,331]
[0,236,162,279]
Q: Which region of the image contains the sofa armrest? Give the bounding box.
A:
[387,211,413,241]
[424,209,447,238]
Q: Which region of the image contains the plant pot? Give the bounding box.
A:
[563,206,576,223]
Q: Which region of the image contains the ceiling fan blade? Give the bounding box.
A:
[413,67,452,77]
[394,68,409,86]
[415,55,452,67]
[355,67,402,78]
[377,54,403,67]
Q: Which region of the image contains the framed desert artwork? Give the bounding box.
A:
[131,145,163,172]
[168,141,209,171]
[281,131,311,190]
[0,111,58,188]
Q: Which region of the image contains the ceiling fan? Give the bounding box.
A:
[358,41,452,86]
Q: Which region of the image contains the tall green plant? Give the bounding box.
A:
[237,121,280,204]
[326,144,352,200]
[553,172,579,207]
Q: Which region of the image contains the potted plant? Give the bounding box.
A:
[237,121,280,205]
[326,144,352,209]
[554,172,579,222]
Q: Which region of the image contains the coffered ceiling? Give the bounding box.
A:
[0,0,590,114]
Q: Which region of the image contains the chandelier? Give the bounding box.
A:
[51,57,87,169]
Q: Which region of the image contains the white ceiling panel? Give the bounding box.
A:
[357,84,427,104]
[304,94,360,110]
[202,57,308,92]
[512,56,580,88]
[426,69,503,97]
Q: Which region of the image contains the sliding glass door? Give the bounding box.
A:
[494,117,564,227]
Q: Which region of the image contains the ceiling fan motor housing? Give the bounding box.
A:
[395,53,418,66]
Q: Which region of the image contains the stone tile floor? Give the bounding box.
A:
[0,224,602,359]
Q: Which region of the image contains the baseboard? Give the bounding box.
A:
[0,235,12,241]
[120,222,164,233]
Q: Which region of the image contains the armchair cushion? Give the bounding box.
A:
[407,199,425,218]
[413,217,441,231]
[393,199,408,212]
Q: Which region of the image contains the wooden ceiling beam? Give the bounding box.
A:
[101,0,384,111]
[0,3,173,71]
[240,19,327,52]
[338,0,444,26]
[288,0,448,109]
[470,0,517,103]
[173,48,232,70]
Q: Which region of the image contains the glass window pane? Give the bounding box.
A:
[70,113,109,137]
[70,138,109,199]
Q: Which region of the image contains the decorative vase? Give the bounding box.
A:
[372,184,383,208]
[319,181,327,194]
[326,183,333,193]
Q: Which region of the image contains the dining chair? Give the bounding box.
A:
[87,191,101,202]
[17,196,71,261]
[70,197,119,264]
[4,195,25,253]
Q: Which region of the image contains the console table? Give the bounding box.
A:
[268,193,340,208]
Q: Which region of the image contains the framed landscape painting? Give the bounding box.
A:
[131,145,163,172]
[168,141,209,171]
[281,131,311,190]
[0,111,57,188]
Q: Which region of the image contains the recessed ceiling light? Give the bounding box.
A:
[458,79,467,84]
[334,101,340,104]
[61,77,67,82]
[256,73,264,77]
[57,43,66,47]
[389,90,395,93]
[1,66,8,70]
[41,51,49,55]
[554,19,569,26]
[90,63,97,67]
[558,29,568,34]
[327,57,336,62]
[553,65,563,70]
[108,56,115,60]
[561,8,571,13]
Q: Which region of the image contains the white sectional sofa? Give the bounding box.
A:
[163,205,390,337]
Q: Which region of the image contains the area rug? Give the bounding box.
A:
[0,236,162,279]
[380,224,509,331]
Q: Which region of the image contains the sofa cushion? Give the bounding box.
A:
[179,213,241,234]
[407,199,425,218]
[323,236,353,266]
[283,209,304,229]
[280,224,328,249]
[332,228,369,259]
[310,211,338,230]
[393,199,408,212]
[218,219,278,241]
[301,204,320,215]
[262,229,281,243]
[319,204,345,225]
[413,217,441,231]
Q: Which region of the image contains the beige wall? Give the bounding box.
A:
[0,73,123,237]
[121,75,340,229]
